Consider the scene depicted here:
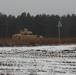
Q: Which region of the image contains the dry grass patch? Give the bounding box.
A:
[0,38,76,46]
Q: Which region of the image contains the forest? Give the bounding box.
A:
[0,12,76,38]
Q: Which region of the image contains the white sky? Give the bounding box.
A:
[0,0,76,16]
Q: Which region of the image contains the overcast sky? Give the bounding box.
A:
[0,0,76,16]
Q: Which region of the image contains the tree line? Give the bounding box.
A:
[0,12,76,38]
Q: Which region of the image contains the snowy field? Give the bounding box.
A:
[0,44,76,75]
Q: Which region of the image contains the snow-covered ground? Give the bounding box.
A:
[0,44,76,75]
